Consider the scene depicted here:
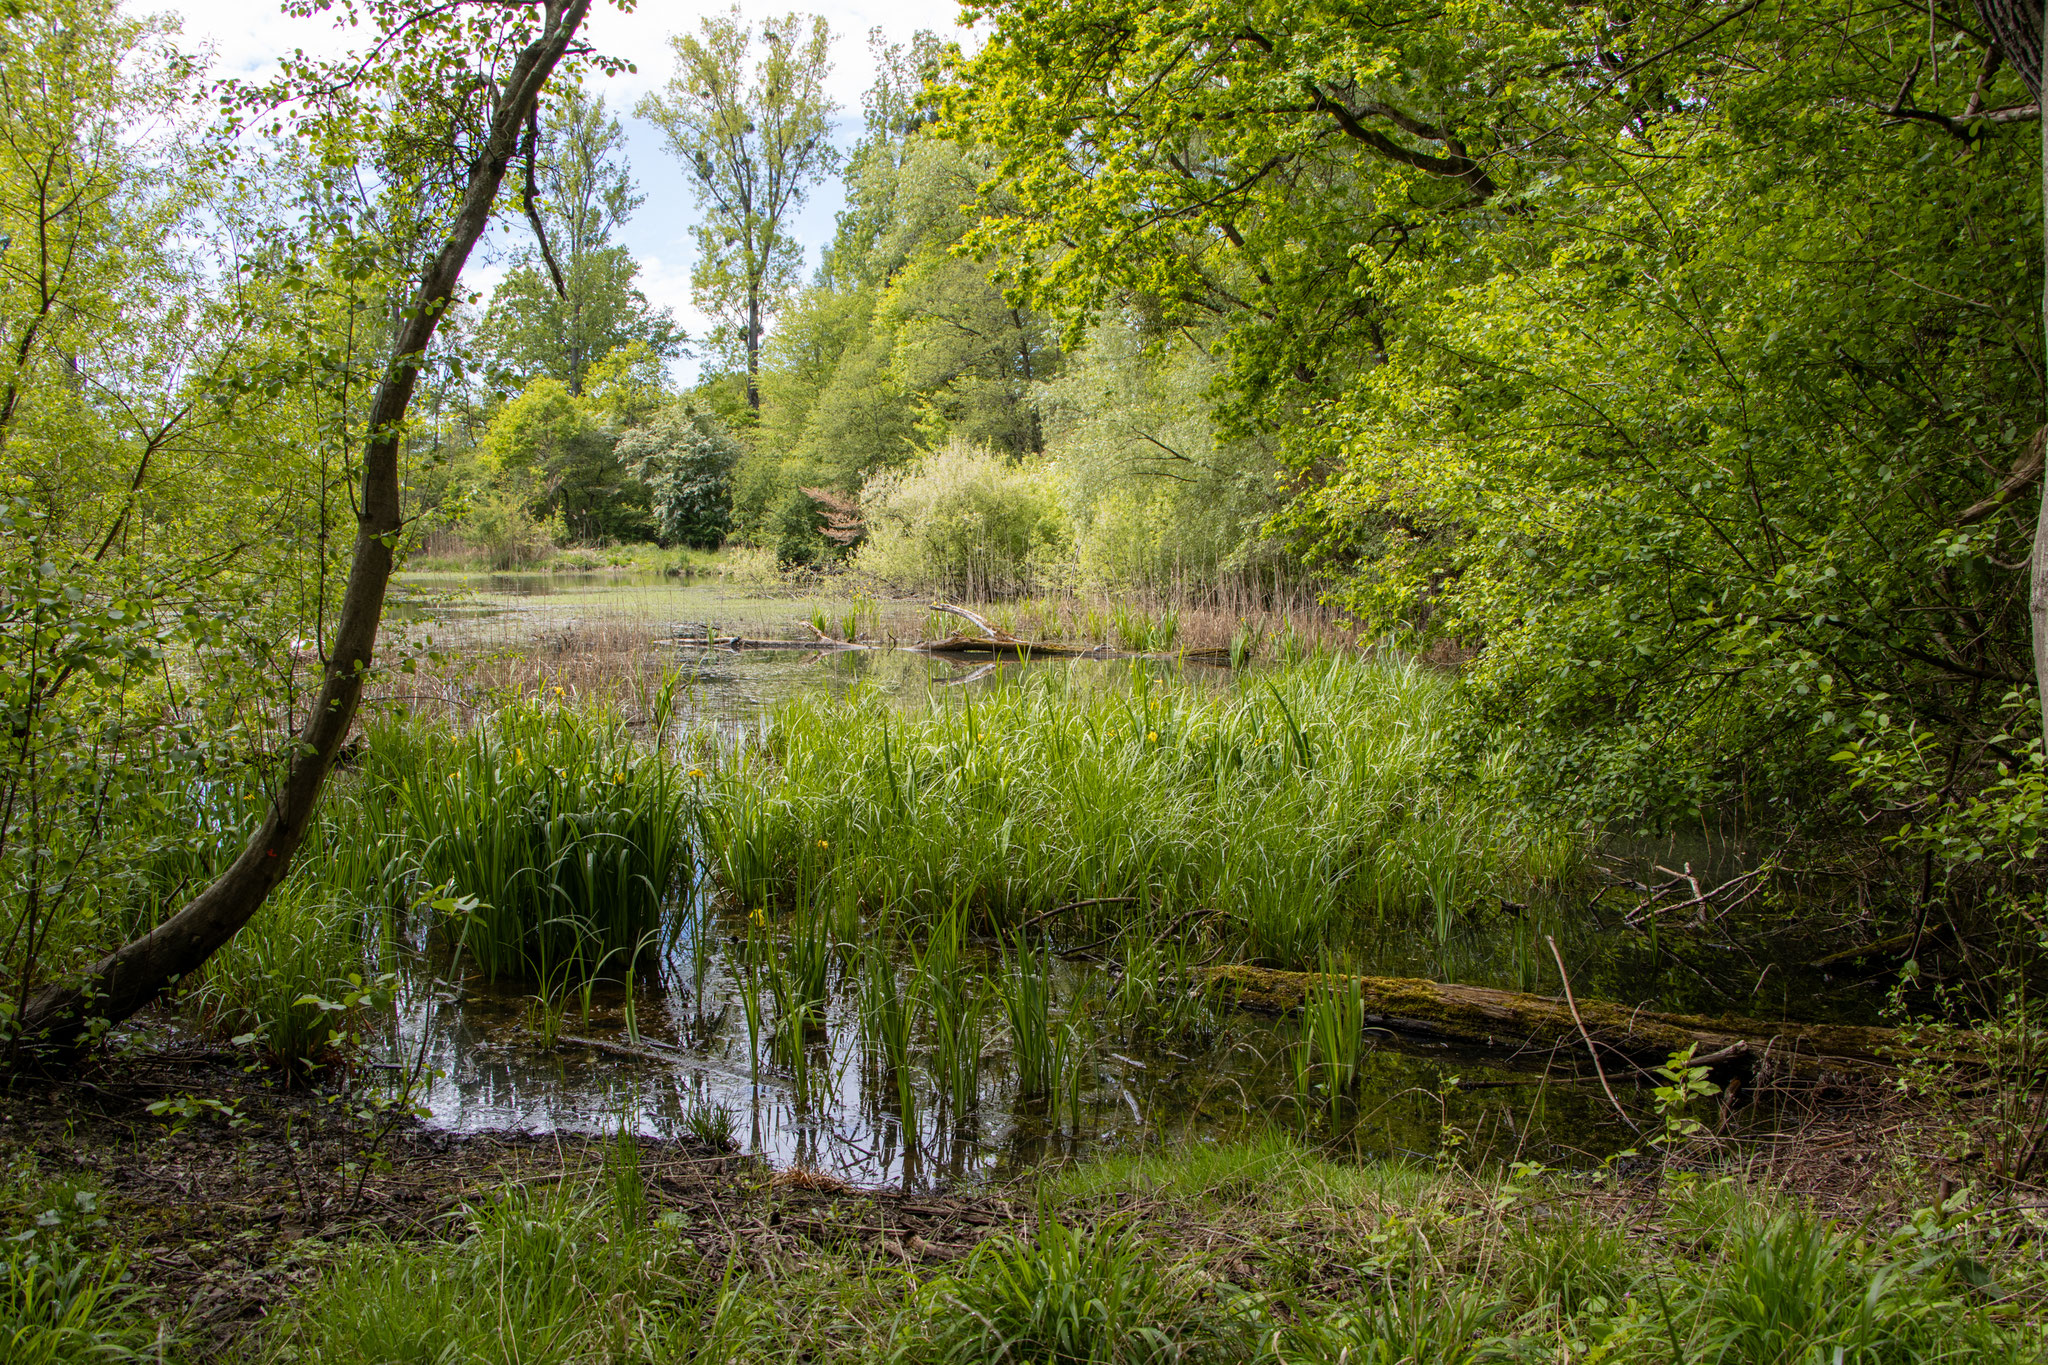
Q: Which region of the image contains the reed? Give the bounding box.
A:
[999,945,1060,1100]
[362,697,692,981]
[1291,957,1371,1112]
[696,656,1588,973]
[856,936,919,1123]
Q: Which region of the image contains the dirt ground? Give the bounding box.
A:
[0,1043,1020,1356]
[0,1026,2011,1360]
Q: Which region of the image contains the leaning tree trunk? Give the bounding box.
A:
[13,0,596,1060]
[1974,0,2048,735]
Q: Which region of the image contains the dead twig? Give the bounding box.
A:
[1547,935,1641,1133]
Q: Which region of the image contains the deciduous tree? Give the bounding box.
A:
[637,8,837,409]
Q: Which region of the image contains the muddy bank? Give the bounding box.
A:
[0,1046,1016,1356]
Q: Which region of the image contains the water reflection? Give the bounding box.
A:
[373,906,1645,1192]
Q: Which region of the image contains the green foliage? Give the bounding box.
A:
[1292,960,1370,1111]
[0,1159,151,1364]
[181,883,378,1076]
[952,0,2045,830]
[637,8,840,402]
[477,87,680,396]
[619,401,740,548]
[482,376,651,543]
[855,439,1071,595]
[1044,326,1286,594]
[0,1245,150,1365]
[255,1182,765,1365]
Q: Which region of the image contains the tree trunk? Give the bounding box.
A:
[1199,965,1918,1085]
[1973,0,2048,735]
[1977,0,2044,100]
[745,290,762,410]
[12,0,595,1060]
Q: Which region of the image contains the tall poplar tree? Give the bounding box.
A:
[638,8,837,410]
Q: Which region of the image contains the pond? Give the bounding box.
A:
[361,571,1886,1191]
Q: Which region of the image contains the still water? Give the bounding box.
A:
[364,571,1859,1189]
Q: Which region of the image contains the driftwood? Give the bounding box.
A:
[914,603,1230,663]
[1197,965,1910,1085]
[915,603,1113,658]
[675,605,1234,663]
[672,634,868,652]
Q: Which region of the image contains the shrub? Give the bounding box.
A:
[855,440,1070,596]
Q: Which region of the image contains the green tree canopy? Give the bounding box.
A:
[638,7,838,409]
[478,87,680,393]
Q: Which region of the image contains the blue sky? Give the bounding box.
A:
[165,0,977,381]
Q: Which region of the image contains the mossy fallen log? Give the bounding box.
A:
[1197,965,1907,1086]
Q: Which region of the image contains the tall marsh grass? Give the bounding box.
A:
[184,882,374,1075]
[696,656,1585,971]
[362,696,692,980]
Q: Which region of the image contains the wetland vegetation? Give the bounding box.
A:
[4,0,2048,1359]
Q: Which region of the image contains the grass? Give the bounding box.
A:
[6,1119,2042,1363]
[181,882,375,1077]
[695,655,1587,974]
[0,1159,155,1365]
[360,692,693,981]
[251,1179,758,1364]
[916,1216,1185,1364]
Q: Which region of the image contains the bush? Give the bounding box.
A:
[457,486,560,570]
[854,440,1070,596]
[621,403,739,550]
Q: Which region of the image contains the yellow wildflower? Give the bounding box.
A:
[689,767,705,779]
[817,839,830,849]
[1148,731,1158,742]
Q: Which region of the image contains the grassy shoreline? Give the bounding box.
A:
[3,1054,2040,1363]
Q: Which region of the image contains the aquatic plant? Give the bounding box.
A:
[1292,958,1371,1110]
[999,945,1060,1100]
[765,896,831,1054]
[918,908,985,1120]
[856,933,921,1130]
[696,657,1586,972]
[363,696,692,981]
[606,1125,646,1238]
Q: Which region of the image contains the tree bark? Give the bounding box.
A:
[1973,0,2048,736]
[1977,0,2044,100]
[745,291,762,410]
[12,0,595,1060]
[1199,965,1918,1085]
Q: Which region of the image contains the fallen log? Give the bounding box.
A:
[1196,965,1909,1085]
[671,634,868,652]
[912,603,1230,663]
